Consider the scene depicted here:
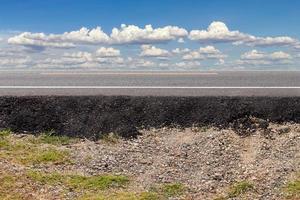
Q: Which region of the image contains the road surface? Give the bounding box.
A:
[0,71,300,96]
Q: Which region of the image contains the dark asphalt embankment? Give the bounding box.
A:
[0,96,299,139]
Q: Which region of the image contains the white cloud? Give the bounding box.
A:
[172,48,190,54]
[182,45,226,60]
[8,32,76,49]
[189,21,299,47]
[241,50,292,61]
[111,24,188,44]
[140,45,170,57]
[95,47,121,57]
[175,61,201,68]
[189,21,251,43]
[8,25,188,49]
[238,50,293,66]
[183,51,205,60]
[177,38,185,43]
[0,56,32,68]
[8,27,111,49]
[159,63,170,67]
[269,51,292,60]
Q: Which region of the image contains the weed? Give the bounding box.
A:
[68,174,129,190]
[228,181,254,198]
[0,129,12,137]
[79,191,160,200]
[0,174,21,200]
[161,183,185,197]
[27,170,64,185]
[284,179,300,199]
[100,132,120,144]
[27,170,129,191]
[30,131,76,146]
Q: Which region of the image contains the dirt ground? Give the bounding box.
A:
[0,122,299,200]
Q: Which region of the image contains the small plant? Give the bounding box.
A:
[80,191,159,200]
[151,183,186,198]
[0,129,12,137]
[284,179,300,199]
[100,132,120,144]
[27,171,64,185]
[28,170,129,191]
[0,139,9,149]
[30,148,70,164]
[0,173,22,200]
[33,131,75,146]
[68,174,129,190]
[228,181,254,198]
[139,192,160,200]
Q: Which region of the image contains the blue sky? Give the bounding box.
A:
[0,0,300,70]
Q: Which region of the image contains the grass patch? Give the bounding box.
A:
[148,182,186,199]
[0,133,71,165]
[28,148,70,164]
[228,181,254,198]
[27,170,129,191]
[0,139,10,149]
[29,131,76,146]
[284,179,300,199]
[68,174,129,190]
[160,183,185,197]
[0,129,12,137]
[0,173,22,200]
[100,133,120,144]
[27,170,64,185]
[80,191,160,200]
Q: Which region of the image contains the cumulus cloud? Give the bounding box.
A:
[189,22,251,43]
[8,32,76,49]
[175,61,201,68]
[241,50,292,60]
[238,50,292,65]
[111,24,188,44]
[172,48,190,54]
[182,46,226,60]
[177,38,185,43]
[0,56,32,68]
[140,45,170,57]
[189,21,299,47]
[8,27,110,49]
[8,24,188,49]
[95,47,121,57]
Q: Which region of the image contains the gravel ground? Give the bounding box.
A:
[1,121,300,200]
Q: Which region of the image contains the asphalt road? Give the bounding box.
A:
[0,71,300,96]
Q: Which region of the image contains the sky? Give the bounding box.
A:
[0,0,300,70]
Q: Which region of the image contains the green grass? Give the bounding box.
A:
[68,174,129,190]
[148,182,186,199]
[80,191,160,200]
[284,179,300,199]
[0,129,12,137]
[29,148,70,164]
[30,131,76,146]
[228,181,254,198]
[28,170,129,191]
[100,133,120,144]
[27,171,64,185]
[0,133,71,165]
[160,183,185,197]
[0,174,22,200]
[0,139,10,149]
